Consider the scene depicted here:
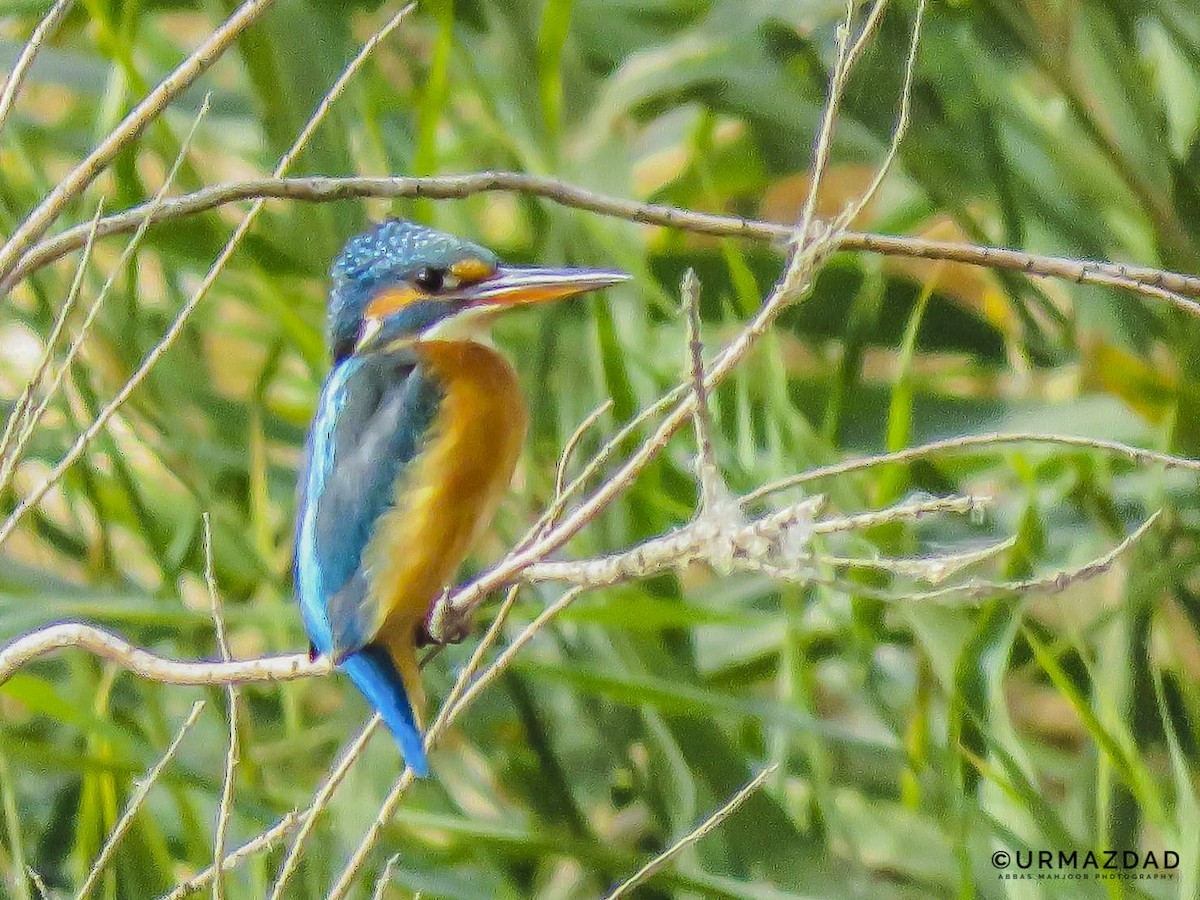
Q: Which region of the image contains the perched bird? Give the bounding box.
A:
[295,220,627,774]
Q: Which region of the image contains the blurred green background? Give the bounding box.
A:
[2,0,1200,897]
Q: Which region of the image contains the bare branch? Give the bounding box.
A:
[432,233,824,632]
[553,399,614,515]
[745,432,1200,504]
[427,0,912,641]
[161,811,304,900]
[0,0,76,138]
[0,200,103,492]
[813,535,1017,583]
[25,868,47,900]
[901,511,1161,605]
[0,0,276,287]
[604,765,778,899]
[812,493,987,535]
[0,7,412,551]
[0,622,329,687]
[840,0,925,228]
[0,93,210,503]
[76,702,205,900]
[203,515,237,900]
[370,855,401,900]
[519,493,988,589]
[265,716,382,900]
[796,0,869,240]
[8,175,1199,307]
[448,586,602,725]
[682,269,725,512]
[521,386,687,550]
[520,495,819,588]
[431,214,839,636]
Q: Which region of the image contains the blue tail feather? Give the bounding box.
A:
[342,646,429,776]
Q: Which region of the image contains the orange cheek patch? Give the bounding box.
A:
[365,285,422,319]
[450,258,495,283]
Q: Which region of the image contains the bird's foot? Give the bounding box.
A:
[418,603,472,647]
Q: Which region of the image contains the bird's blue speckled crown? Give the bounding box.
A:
[327,220,498,360]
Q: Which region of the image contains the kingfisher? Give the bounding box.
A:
[294,219,627,775]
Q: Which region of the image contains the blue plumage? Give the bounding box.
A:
[295,349,442,774]
[341,647,429,777]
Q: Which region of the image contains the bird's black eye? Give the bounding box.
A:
[414,267,446,293]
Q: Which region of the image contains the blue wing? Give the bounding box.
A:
[295,351,442,656]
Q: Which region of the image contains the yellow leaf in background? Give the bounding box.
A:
[632,118,746,199]
[758,164,881,227]
[882,216,1023,343]
[762,178,1022,343]
[202,298,270,399]
[1079,334,1175,424]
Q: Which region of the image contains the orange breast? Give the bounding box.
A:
[363,340,527,646]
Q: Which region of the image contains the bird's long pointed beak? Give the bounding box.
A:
[355,264,630,352]
[462,265,630,307]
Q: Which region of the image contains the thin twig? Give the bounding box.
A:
[8,175,1199,306]
[840,0,925,228]
[437,585,525,724]
[75,701,205,900]
[265,716,382,900]
[552,399,614,514]
[845,1,890,69]
[797,1,879,241]
[0,747,29,900]
[901,511,1161,605]
[203,515,237,900]
[0,0,76,138]
[812,535,1017,583]
[682,269,724,510]
[25,868,47,900]
[744,432,1200,505]
[0,0,276,287]
[160,811,304,900]
[370,855,401,900]
[521,386,688,550]
[0,200,103,491]
[444,587,586,725]
[604,765,778,899]
[811,493,986,535]
[0,93,210,504]
[0,5,412,550]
